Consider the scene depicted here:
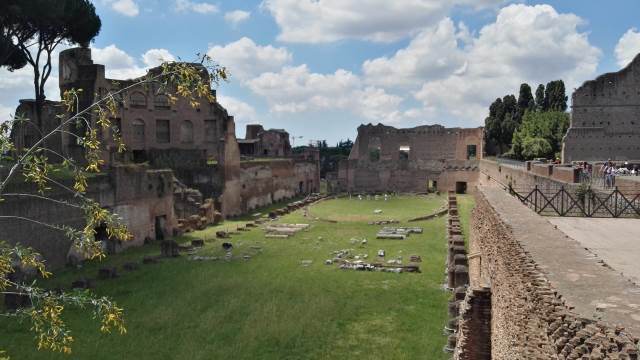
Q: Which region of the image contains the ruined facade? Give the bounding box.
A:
[0,165,176,268]
[55,47,234,167]
[238,124,291,158]
[563,53,640,162]
[337,124,483,193]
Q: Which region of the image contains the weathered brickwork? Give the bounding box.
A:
[563,54,640,163]
[470,188,639,359]
[337,124,482,193]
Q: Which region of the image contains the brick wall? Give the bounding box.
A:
[469,188,639,359]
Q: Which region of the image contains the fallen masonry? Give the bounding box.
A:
[368,220,400,225]
[264,223,310,238]
[376,227,423,239]
[339,261,420,273]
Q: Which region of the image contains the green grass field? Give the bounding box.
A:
[0,194,474,360]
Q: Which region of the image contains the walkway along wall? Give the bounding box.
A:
[467,186,640,359]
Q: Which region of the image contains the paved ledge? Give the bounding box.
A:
[481,186,640,334]
[549,217,640,285]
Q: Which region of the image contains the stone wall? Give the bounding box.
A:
[563,53,640,162]
[467,187,639,359]
[479,159,581,192]
[0,165,176,269]
[231,159,320,214]
[337,123,482,193]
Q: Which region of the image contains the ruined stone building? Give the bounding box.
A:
[5,46,320,267]
[237,124,291,157]
[336,124,483,193]
[563,53,640,162]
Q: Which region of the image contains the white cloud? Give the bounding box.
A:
[141,49,176,68]
[224,10,251,26]
[615,28,640,68]
[247,65,402,122]
[394,4,602,125]
[0,104,13,124]
[111,0,139,17]
[91,44,147,79]
[217,95,257,123]
[261,0,506,43]
[175,0,218,14]
[363,18,467,88]
[207,37,292,82]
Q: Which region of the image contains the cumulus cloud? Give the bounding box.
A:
[217,95,257,123]
[111,0,139,17]
[175,0,218,14]
[141,49,176,67]
[261,0,506,43]
[363,18,468,88]
[224,10,251,26]
[207,37,292,82]
[247,65,403,122]
[388,4,602,125]
[91,44,146,79]
[615,28,640,68]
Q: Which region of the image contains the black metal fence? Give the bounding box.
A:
[512,185,640,218]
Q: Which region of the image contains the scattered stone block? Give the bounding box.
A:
[98,267,118,280]
[71,278,93,289]
[142,256,159,264]
[123,262,139,271]
[160,240,180,257]
[216,231,229,239]
[191,239,205,248]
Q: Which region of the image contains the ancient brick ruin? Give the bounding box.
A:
[5,46,320,267]
[563,53,640,163]
[238,124,291,158]
[336,124,483,194]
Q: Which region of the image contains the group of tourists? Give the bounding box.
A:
[578,160,640,188]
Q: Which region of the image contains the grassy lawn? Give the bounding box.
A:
[0,194,474,360]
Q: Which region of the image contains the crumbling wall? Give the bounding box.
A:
[469,188,639,359]
[0,166,176,269]
[337,123,482,193]
[236,159,319,214]
[563,53,640,163]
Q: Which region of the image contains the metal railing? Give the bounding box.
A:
[511,185,640,218]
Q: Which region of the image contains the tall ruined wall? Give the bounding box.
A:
[234,159,319,214]
[338,123,482,193]
[468,188,639,359]
[563,53,640,162]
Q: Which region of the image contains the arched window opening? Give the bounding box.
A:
[130,92,147,108]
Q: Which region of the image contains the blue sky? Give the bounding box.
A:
[2,0,640,144]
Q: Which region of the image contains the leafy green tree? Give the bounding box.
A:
[0,0,101,130]
[544,80,568,112]
[483,98,503,156]
[535,84,546,112]
[511,111,569,160]
[521,137,552,159]
[516,83,534,121]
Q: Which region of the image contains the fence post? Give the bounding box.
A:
[534,185,538,213]
[614,187,619,217]
[560,186,565,216]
